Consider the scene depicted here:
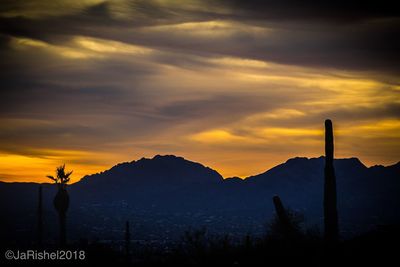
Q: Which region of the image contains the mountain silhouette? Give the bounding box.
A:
[0,155,399,243]
[78,154,222,188]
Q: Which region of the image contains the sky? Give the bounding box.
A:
[0,0,399,183]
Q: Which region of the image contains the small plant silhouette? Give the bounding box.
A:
[47,164,72,246]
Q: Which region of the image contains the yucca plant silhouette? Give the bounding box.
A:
[47,164,72,246]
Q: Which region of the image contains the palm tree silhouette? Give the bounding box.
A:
[47,164,72,246]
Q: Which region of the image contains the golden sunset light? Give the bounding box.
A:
[0,0,399,183]
[1,1,400,265]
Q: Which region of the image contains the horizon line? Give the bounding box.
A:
[1,154,399,185]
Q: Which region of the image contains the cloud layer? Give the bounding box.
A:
[0,0,399,181]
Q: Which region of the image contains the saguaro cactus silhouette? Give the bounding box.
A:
[324,119,339,242]
[272,195,301,239]
[272,195,291,232]
[47,164,72,246]
[37,185,43,246]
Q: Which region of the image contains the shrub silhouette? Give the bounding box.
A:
[179,228,236,265]
[47,164,72,246]
[181,227,208,258]
[324,119,339,242]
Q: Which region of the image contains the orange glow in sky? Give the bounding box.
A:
[0,1,399,183]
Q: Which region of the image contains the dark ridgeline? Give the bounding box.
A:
[37,185,43,247]
[47,164,72,247]
[324,119,339,242]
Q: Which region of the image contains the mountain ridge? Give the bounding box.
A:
[0,154,399,242]
[1,154,398,185]
[74,155,400,184]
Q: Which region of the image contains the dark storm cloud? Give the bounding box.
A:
[0,0,399,75]
[223,0,399,22]
[217,0,400,74]
[246,103,400,129]
[157,94,276,126]
[0,51,154,118]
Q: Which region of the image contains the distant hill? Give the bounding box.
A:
[0,155,399,243]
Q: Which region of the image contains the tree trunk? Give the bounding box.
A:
[54,188,69,247]
[59,211,67,246]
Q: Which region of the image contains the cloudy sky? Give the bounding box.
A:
[0,0,399,182]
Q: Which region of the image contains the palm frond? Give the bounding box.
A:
[47,164,73,185]
[65,170,73,178]
[46,175,57,182]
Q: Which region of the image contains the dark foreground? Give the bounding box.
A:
[1,225,399,266]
